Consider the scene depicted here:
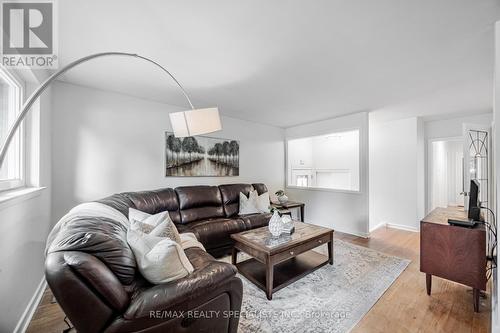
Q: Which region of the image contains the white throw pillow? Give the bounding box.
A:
[255,191,271,213]
[127,229,194,284]
[129,208,181,244]
[239,190,260,215]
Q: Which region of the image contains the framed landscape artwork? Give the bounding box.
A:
[165,132,240,177]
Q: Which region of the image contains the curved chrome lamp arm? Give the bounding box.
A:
[0,52,196,168]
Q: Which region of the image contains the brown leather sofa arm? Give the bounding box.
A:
[63,251,130,311]
[104,277,243,333]
[45,252,118,333]
[124,248,238,319]
[103,248,243,333]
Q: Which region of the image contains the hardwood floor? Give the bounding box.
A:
[27,288,73,333]
[337,227,491,333]
[26,226,491,333]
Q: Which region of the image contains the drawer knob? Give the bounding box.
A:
[318,240,322,243]
[290,251,294,255]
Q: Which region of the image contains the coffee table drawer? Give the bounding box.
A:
[273,234,331,264]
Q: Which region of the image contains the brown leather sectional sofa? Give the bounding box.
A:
[45,183,272,333]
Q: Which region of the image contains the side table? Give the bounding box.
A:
[271,201,305,222]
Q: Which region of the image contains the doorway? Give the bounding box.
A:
[428,138,464,211]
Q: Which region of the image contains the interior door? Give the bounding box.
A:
[463,123,491,211]
[454,149,464,206]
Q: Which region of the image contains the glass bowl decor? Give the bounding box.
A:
[268,210,283,237]
[275,190,288,204]
[278,194,289,204]
[281,215,295,234]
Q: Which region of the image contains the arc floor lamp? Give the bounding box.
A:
[0,51,222,168]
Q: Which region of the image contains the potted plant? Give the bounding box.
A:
[275,190,288,204]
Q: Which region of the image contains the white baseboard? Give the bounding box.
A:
[369,222,386,233]
[14,277,46,333]
[386,223,419,232]
[334,227,370,238]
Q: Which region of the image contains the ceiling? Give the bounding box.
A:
[56,0,500,127]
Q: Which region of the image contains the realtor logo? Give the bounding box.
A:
[1,0,58,68]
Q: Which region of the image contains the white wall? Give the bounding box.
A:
[51,82,285,220]
[369,117,422,232]
[285,112,369,237]
[417,118,425,225]
[311,131,359,190]
[492,20,500,333]
[425,112,493,140]
[369,110,493,234]
[287,137,313,169]
[424,112,493,213]
[287,130,359,190]
[0,82,52,333]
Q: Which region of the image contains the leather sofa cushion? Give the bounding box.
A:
[176,186,224,224]
[252,183,269,195]
[126,188,181,224]
[46,216,136,285]
[62,251,129,312]
[124,247,237,319]
[219,183,254,217]
[239,213,272,229]
[45,252,117,333]
[175,223,200,239]
[187,218,246,249]
[96,193,135,217]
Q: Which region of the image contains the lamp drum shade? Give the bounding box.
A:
[169,107,222,137]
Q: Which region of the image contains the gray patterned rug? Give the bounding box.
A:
[229,239,410,333]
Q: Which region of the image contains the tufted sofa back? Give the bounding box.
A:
[219,184,254,217]
[125,188,181,223]
[175,185,225,224]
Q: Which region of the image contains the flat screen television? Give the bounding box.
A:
[468,179,480,221]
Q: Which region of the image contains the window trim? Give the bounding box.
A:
[0,186,45,211]
[285,127,362,193]
[0,65,25,191]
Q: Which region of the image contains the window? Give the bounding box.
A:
[0,66,23,191]
[296,175,308,187]
[287,129,360,191]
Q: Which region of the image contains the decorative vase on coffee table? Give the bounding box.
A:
[268,211,283,237]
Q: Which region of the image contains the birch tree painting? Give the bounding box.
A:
[165,132,239,176]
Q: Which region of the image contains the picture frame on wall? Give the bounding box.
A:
[165,132,240,177]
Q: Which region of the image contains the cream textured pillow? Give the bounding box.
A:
[127,229,194,284]
[239,190,260,215]
[255,191,271,213]
[129,208,181,244]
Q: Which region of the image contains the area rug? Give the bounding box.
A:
[232,239,410,333]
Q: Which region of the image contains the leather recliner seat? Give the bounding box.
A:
[45,183,271,333]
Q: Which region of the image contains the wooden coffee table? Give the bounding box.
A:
[231,222,334,300]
